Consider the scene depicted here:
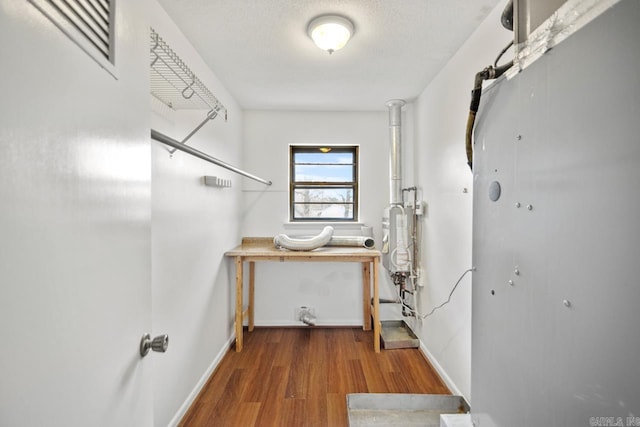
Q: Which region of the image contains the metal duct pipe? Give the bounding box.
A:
[326,236,375,249]
[386,99,406,205]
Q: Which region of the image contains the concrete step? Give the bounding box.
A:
[347,393,469,427]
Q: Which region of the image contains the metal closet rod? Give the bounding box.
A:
[150,129,272,186]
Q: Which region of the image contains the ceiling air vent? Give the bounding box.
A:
[29,0,116,77]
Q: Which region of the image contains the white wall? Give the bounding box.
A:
[241,110,403,325]
[0,1,152,425]
[149,3,245,426]
[411,1,512,400]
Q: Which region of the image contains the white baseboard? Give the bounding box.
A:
[168,334,236,427]
[419,341,466,400]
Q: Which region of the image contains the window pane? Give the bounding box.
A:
[294,188,353,203]
[293,203,354,219]
[294,151,354,164]
[290,145,358,222]
[294,164,354,182]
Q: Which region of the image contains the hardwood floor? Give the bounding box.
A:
[179,327,450,427]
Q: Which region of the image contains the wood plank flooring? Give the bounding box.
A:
[179,327,450,427]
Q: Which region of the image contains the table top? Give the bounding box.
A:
[225,237,381,261]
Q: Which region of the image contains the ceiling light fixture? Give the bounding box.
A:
[307,15,354,54]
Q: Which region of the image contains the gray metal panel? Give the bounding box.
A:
[472,1,640,425]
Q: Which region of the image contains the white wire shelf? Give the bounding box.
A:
[150,27,226,115]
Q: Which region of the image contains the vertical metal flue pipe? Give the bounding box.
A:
[386,99,406,205]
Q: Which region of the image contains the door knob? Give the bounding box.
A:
[140,333,169,357]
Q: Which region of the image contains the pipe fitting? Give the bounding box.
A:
[300,310,317,326]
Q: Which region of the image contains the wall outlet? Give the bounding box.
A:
[415,201,424,216]
[416,267,425,287]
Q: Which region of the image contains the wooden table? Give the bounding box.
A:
[225,237,381,352]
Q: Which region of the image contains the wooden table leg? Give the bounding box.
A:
[235,256,244,352]
[372,258,380,353]
[362,262,371,331]
[248,261,255,332]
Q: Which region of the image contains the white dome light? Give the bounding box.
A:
[307,15,354,54]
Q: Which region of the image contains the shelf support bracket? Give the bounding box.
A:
[168,109,219,155]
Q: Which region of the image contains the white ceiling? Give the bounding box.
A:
[157,0,504,111]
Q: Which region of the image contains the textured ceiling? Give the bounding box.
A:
[157,0,504,111]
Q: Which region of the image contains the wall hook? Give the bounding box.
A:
[181,80,195,100]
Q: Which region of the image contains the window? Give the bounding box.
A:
[290,145,359,222]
